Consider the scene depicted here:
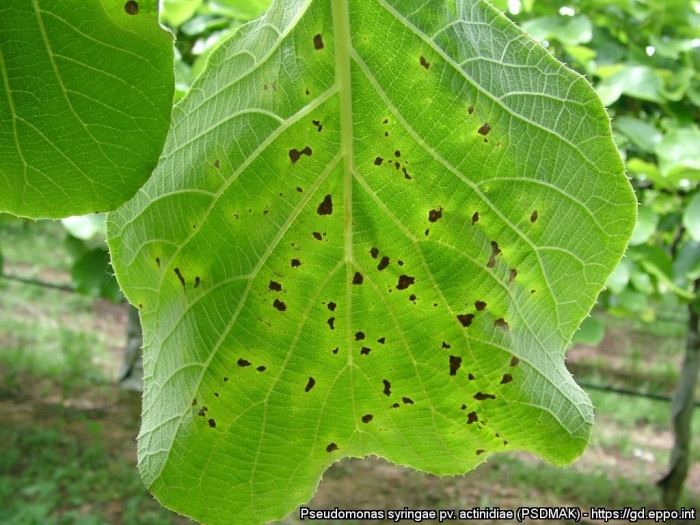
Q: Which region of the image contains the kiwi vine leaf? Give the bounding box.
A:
[107,0,636,523]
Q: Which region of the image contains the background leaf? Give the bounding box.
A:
[0,0,174,219]
[108,0,636,522]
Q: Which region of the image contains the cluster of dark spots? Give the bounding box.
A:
[317,194,333,215]
[355,331,365,341]
[214,159,220,169]
[197,406,208,417]
[408,294,417,303]
[530,210,538,223]
[419,55,430,69]
[192,398,198,406]
[476,449,485,456]
[273,299,287,311]
[494,318,510,331]
[313,34,324,50]
[510,356,520,367]
[208,418,217,428]
[362,414,373,423]
[466,411,479,424]
[370,247,379,259]
[460,404,467,410]
[377,256,390,271]
[442,341,451,349]
[327,301,337,311]
[402,167,411,179]
[377,337,386,344]
[289,146,312,164]
[305,377,316,392]
[353,272,364,285]
[428,208,443,223]
[509,269,518,283]
[174,268,185,287]
[468,373,476,380]
[472,212,479,224]
[237,359,251,367]
[501,374,513,384]
[402,397,414,405]
[214,392,219,397]
[474,392,496,401]
[312,119,323,132]
[478,123,491,136]
[194,276,201,289]
[487,241,501,268]
[326,443,338,453]
[468,106,474,115]
[269,280,282,292]
[396,275,415,290]
[327,317,335,330]
[312,232,323,241]
[390,403,400,409]
[374,156,383,166]
[155,257,160,267]
[124,1,139,15]
[382,379,391,396]
[360,347,371,355]
[457,313,474,327]
[332,347,339,354]
[474,300,487,311]
[449,355,462,376]
[257,366,266,372]
[291,259,301,267]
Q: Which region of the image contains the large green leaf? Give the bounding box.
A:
[0,0,174,219]
[107,0,636,523]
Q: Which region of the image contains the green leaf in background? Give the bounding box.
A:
[570,316,605,346]
[605,258,631,295]
[61,215,106,242]
[683,192,700,243]
[613,116,662,154]
[656,129,700,178]
[629,205,658,246]
[71,248,122,302]
[107,0,636,522]
[161,0,204,28]
[596,66,665,106]
[0,0,174,219]
[521,15,592,46]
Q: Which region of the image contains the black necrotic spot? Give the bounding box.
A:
[327,301,337,311]
[237,359,251,367]
[327,317,335,329]
[273,299,286,311]
[476,449,485,456]
[474,300,487,311]
[291,259,301,267]
[194,276,201,289]
[402,397,414,405]
[355,331,365,341]
[457,313,474,327]
[472,212,479,224]
[257,366,266,372]
[396,275,415,290]
[419,55,430,69]
[124,1,138,14]
[305,377,316,392]
[468,373,476,380]
[478,123,491,135]
[313,232,322,241]
[509,269,518,283]
[449,355,462,376]
[370,247,379,259]
[317,194,333,215]
[531,210,538,223]
[377,256,390,271]
[467,411,478,424]
[362,414,373,423]
[174,268,185,287]
[501,374,513,384]
[353,272,364,285]
[208,418,216,428]
[155,257,160,267]
[428,208,442,222]
[326,443,338,452]
[474,392,496,401]
[442,341,451,349]
[494,318,510,331]
[382,379,391,396]
[391,403,400,409]
[360,347,371,355]
[377,337,386,344]
[374,157,383,166]
[214,392,219,397]
[269,281,282,291]
[510,356,520,366]
[487,241,501,268]
[313,34,324,50]
[460,404,467,410]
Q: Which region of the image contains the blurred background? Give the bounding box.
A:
[2,0,700,523]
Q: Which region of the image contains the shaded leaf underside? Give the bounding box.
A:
[107,0,635,523]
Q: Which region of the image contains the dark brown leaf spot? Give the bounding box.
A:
[394,150,401,158]
[214,159,220,169]
[362,414,373,423]
[419,55,430,69]
[289,147,312,164]
[509,269,518,283]
[449,355,462,376]
[360,347,371,355]
[383,118,389,124]
[531,289,536,294]
[326,443,338,453]
[208,418,216,428]
[472,212,479,224]
[397,260,404,266]
[468,106,474,115]
[138,303,143,309]
[428,208,443,223]
[353,272,363,285]
[124,1,139,15]
[174,268,185,287]
[327,301,337,311]
[198,407,207,417]
[305,377,316,392]
[390,403,400,409]
[305,88,310,96]
[510,356,520,367]
[474,300,487,311]
[273,299,286,312]
[269,281,282,292]
[327,317,335,330]
[402,167,411,179]
[478,123,491,135]
[476,449,485,456]
[408,294,417,302]
[291,259,301,267]
[257,366,266,372]
[474,392,496,401]
[194,276,201,289]
[313,34,324,50]
[374,157,383,166]
[384,131,389,137]
[382,379,391,396]
[501,374,513,384]
[223,377,229,382]
[332,347,339,354]
[155,257,160,267]
[460,404,467,410]
[487,241,501,268]
[237,359,251,367]
[377,337,386,344]
[396,275,415,290]
[370,247,379,259]
[296,186,303,193]
[377,256,390,271]
[312,231,322,241]
[494,318,510,331]
[424,229,430,237]
[457,313,474,327]
[467,411,479,424]
[394,161,401,170]
[442,341,451,349]
[192,398,197,406]
[402,397,414,405]
[214,392,219,397]
[530,210,538,223]
[317,194,333,215]
[468,373,476,381]
[312,119,323,132]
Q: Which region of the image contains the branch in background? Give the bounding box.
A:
[1,273,75,293]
